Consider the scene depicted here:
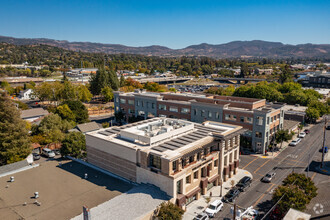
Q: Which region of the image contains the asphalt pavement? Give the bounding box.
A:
[214,121,330,219]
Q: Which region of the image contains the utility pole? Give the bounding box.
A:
[233,203,236,220]
[321,117,327,168]
[307,153,310,178]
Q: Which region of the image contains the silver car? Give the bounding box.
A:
[262,171,276,183]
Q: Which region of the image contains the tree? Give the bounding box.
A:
[0,94,31,165]
[115,111,125,123]
[61,132,86,158]
[60,100,89,124]
[275,129,291,149]
[31,114,72,145]
[119,74,125,87]
[279,65,292,83]
[306,107,320,123]
[101,86,113,102]
[156,202,184,220]
[76,85,92,102]
[89,67,119,95]
[55,104,76,122]
[272,173,317,215]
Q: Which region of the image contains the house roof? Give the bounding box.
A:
[20,108,49,119]
[76,122,100,133]
[283,120,300,131]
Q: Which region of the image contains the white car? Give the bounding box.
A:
[42,148,55,158]
[289,138,301,146]
[205,199,223,218]
[194,213,209,220]
[298,132,306,138]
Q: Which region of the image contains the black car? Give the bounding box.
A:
[326,125,330,130]
[236,176,252,192]
[223,188,240,203]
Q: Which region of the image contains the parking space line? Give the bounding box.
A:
[311,172,317,181]
[241,157,258,170]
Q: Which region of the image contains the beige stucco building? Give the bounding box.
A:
[86,118,243,208]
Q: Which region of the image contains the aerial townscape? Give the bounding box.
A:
[0,1,330,220]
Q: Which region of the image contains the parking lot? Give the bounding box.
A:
[0,159,133,220]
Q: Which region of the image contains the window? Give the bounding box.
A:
[150,154,161,169]
[247,117,253,124]
[201,110,205,117]
[181,108,190,114]
[215,112,220,119]
[120,98,126,104]
[197,152,201,160]
[267,117,270,125]
[194,109,197,116]
[204,147,208,155]
[208,111,212,118]
[271,117,273,123]
[256,116,263,126]
[136,100,140,106]
[172,160,177,171]
[141,101,144,107]
[128,100,134,105]
[182,158,186,167]
[225,114,236,121]
[169,106,178,112]
[240,116,245,123]
[210,145,218,152]
[277,114,280,120]
[186,175,191,184]
[189,156,194,163]
[255,131,262,138]
[152,103,155,109]
[214,159,218,167]
[159,104,166,110]
[194,171,199,179]
[115,97,119,103]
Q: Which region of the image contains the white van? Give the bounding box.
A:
[42,148,55,158]
[205,199,223,218]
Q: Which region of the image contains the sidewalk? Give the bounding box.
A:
[183,169,252,220]
[315,151,330,175]
[251,124,314,159]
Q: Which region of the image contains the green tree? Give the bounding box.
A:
[76,85,92,102]
[61,132,86,158]
[156,202,184,220]
[60,100,89,124]
[55,104,76,122]
[0,94,32,165]
[306,107,320,123]
[101,86,113,102]
[279,65,292,83]
[119,74,125,87]
[275,129,292,149]
[272,173,317,215]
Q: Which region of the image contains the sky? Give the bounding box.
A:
[0,0,329,49]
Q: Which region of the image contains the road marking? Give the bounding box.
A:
[254,160,271,174]
[241,157,258,170]
[311,172,317,180]
[253,184,275,207]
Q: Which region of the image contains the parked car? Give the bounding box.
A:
[262,171,276,183]
[326,125,330,130]
[54,149,61,155]
[42,148,55,158]
[236,176,252,192]
[205,199,223,218]
[32,153,40,160]
[298,132,306,138]
[304,129,310,134]
[289,138,301,146]
[319,146,328,153]
[223,188,240,203]
[193,213,209,220]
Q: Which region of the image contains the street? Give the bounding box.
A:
[215,122,330,219]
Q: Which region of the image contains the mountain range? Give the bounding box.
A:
[1,35,329,59]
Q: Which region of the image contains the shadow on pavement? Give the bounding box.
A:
[255,199,273,219]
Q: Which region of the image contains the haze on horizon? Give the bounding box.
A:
[0,0,329,49]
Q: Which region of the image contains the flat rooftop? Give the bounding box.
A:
[0,159,132,220]
[87,118,242,160]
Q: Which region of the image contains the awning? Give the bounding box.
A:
[185,187,201,198]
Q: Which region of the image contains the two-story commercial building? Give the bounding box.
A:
[86,118,243,208]
[114,90,284,154]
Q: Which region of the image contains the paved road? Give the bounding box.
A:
[215,122,330,219]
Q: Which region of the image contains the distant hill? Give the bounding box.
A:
[0,36,329,59]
